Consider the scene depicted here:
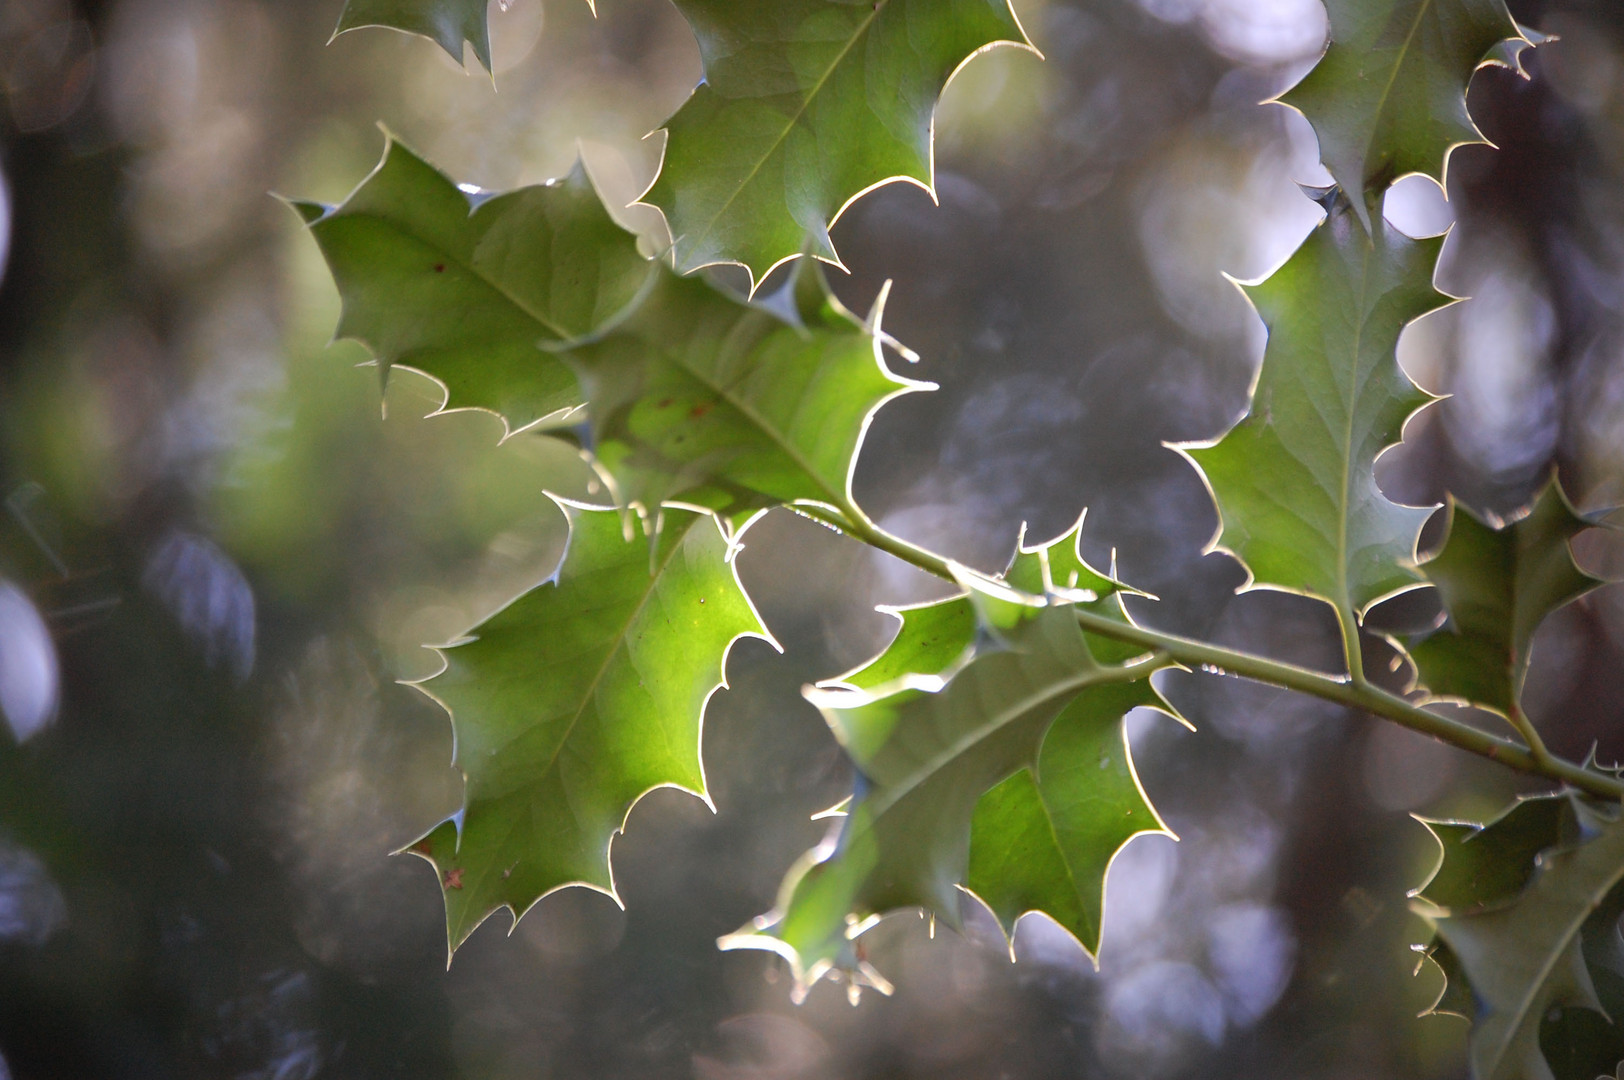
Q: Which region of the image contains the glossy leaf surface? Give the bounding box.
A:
[410,504,766,953]
[296,141,651,435]
[642,0,1032,283]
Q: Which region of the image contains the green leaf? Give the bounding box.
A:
[641,0,1034,284]
[1182,194,1446,631]
[1279,0,1529,228]
[564,265,926,520]
[828,512,1126,692]
[1422,801,1624,1080]
[1408,479,1608,716]
[966,677,1171,960]
[295,139,653,436]
[407,503,768,954]
[721,582,1165,989]
[332,0,494,72]
[1416,794,1573,914]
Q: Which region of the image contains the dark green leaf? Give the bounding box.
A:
[564,265,926,520]
[1415,794,1572,913]
[408,503,767,953]
[721,578,1164,989]
[1279,0,1528,228]
[333,0,495,72]
[296,139,652,436]
[1183,195,1445,631]
[642,0,1034,283]
[1424,802,1624,1080]
[1408,479,1608,716]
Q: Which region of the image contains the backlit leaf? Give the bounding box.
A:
[966,677,1171,960]
[1279,0,1528,229]
[565,265,927,521]
[408,503,767,954]
[641,0,1034,285]
[1408,479,1607,716]
[1183,193,1445,633]
[721,578,1165,990]
[295,140,652,436]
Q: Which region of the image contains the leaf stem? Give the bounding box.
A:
[802,501,1624,801]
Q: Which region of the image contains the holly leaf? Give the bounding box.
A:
[966,676,1173,961]
[721,576,1166,990]
[1415,794,1573,914]
[407,503,768,954]
[564,264,927,521]
[641,0,1035,285]
[829,511,1127,693]
[295,139,652,436]
[1420,801,1624,1080]
[332,0,495,72]
[1182,193,1445,633]
[1408,478,1608,716]
[1279,0,1529,229]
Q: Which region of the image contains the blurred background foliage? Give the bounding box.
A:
[1,0,1624,1077]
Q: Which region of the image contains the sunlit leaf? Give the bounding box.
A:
[408,503,768,953]
[565,264,927,521]
[1182,192,1445,635]
[295,139,652,436]
[641,0,1034,285]
[1280,0,1529,229]
[1408,478,1608,716]
[966,676,1171,960]
[721,573,1165,990]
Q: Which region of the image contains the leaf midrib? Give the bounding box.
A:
[1335,232,1376,620]
[346,202,577,343]
[870,657,1152,820]
[679,2,887,264]
[651,324,854,508]
[1358,0,1437,183]
[1483,843,1624,1074]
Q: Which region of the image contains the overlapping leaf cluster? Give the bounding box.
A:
[332,0,1034,284]
[306,3,1624,1072]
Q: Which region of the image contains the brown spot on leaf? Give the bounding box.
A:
[433,263,446,273]
[412,839,433,857]
[689,402,712,419]
[444,867,464,890]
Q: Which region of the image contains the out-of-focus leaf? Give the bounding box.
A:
[295,140,652,436]
[1421,802,1624,1080]
[1408,479,1607,717]
[1280,0,1529,228]
[332,0,494,71]
[641,0,1034,284]
[966,676,1171,960]
[565,264,926,521]
[408,503,768,954]
[721,574,1166,989]
[1183,193,1444,633]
